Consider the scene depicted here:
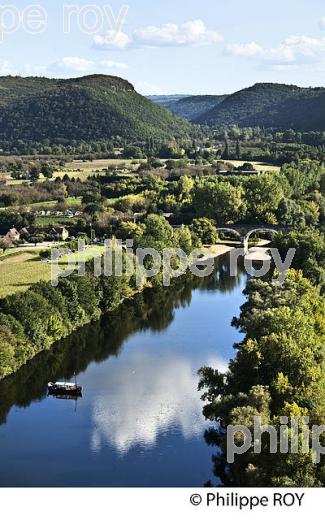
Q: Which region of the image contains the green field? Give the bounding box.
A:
[0,250,51,297]
[31,196,83,208]
[34,216,77,226]
[53,158,142,181]
[0,245,105,298]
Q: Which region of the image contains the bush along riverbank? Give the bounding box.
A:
[0,212,227,380]
[198,269,325,486]
[0,252,152,380]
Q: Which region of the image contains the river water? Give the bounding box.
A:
[0,256,247,487]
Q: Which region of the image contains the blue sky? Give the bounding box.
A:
[1,0,325,94]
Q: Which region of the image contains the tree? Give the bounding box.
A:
[41,164,54,179]
[174,225,193,254]
[123,145,143,159]
[0,193,18,207]
[192,218,219,246]
[222,139,229,160]
[245,174,284,223]
[236,140,241,159]
[29,165,40,181]
[117,221,144,240]
[177,176,194,204]
[137,214,175,250]
[192,180,245,224]
[1,290,57,349]
[199,270,325,486]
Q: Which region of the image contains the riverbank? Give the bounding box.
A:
[203,241,271,261]
[0,255,248,486]
[0,240,269,381]
[0,246,234,381]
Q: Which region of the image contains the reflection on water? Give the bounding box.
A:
[91,353,228,454]
[0,256,246,487]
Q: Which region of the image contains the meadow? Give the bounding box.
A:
[0,245,105,298]
[226,160,281,172]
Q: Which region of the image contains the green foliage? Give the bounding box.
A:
[0,75,191,143]
[137,214,175,251]
[199,271,325,486]
[192,218,219,246]
[196,82,325,131]
[192,180,245,224]
[151,94,227,121]
[273,229,325,289]
[174,225,193,254]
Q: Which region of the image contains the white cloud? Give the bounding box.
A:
[134,19,223,47]
[49,56,128,76]
[93,30,131,50]
[90,353,227,454]
[225,35,325,67]
[0,61,49,77]
[93,19,222,50]
[54,56,94,72]
[0,58,128,78]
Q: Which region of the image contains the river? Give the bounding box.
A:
[0,256,247,487]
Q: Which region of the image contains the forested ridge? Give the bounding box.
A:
[195,83,325,130]
[149,94,228,121]
[0,75,191,142]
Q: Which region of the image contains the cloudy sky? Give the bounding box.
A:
[1,0,325,94]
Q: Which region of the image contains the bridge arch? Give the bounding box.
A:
[216,227,243,241]
[243,228,278,254]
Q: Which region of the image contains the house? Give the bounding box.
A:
[19,227,30,238]
[49,227,69,241]
[4,228,20,242]
[133,211,146,223]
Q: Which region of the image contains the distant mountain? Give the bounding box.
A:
[195,83,325,130]
[148,94,228,121]
[147,95,189,106]
[0,75,191,142]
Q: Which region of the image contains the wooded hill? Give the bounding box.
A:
[194,83,325,130]
[148,94,227,121]
[0,75,191,142]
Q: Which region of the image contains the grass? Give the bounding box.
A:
[30,196,83,208]
[226,160,281,173]
[0,245,105,298]
[34,216,77,226]
[0,252,51,298]
[53,158,142,181]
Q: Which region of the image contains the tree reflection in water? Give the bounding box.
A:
[0,255,244,428]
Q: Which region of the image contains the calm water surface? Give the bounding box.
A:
[0,257,247,486]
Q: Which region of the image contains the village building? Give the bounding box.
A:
[4,228,20,242]
[49,227,69,241]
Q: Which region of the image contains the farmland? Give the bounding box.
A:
[225,160,281,172]
[0,249,50,297]
[53,158,143,181]
[0,245,105,298]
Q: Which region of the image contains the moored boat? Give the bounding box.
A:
[48,382,82,397]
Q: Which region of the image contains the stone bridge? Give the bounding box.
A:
[216,225,287,254]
